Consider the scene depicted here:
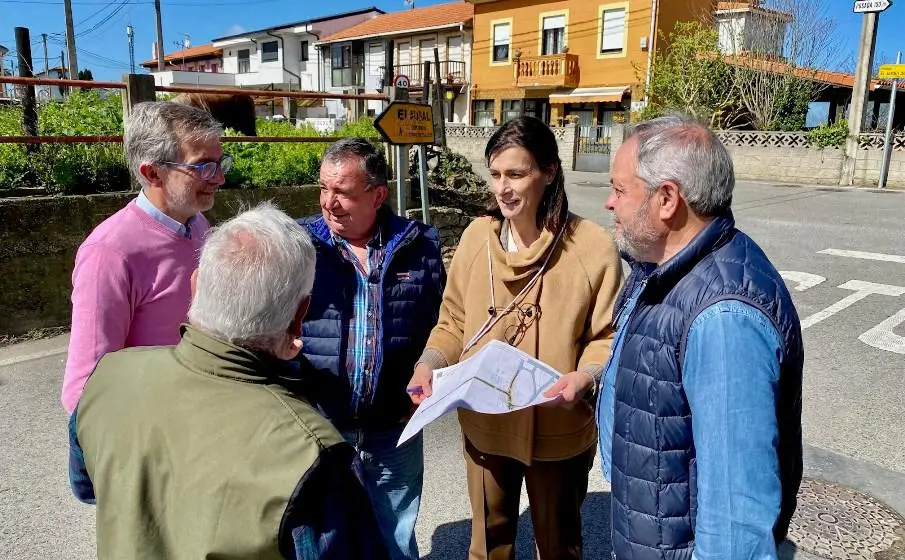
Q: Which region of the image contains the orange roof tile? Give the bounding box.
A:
[320,1,473,43]
[724,55,885,90]
[140,44,222,68]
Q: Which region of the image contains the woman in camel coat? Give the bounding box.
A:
[408,116,624,560]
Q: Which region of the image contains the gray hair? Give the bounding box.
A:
[124,101,223,189]
[188,201,316,353]
[626,115,734,217]
[322,137,388,190]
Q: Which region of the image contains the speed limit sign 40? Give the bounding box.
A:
[393,75,411,89]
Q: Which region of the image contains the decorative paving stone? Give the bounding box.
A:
[786,478,905,560]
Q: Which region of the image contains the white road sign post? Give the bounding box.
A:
[854,0,892,13]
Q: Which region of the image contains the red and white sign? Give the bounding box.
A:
[393,75,411,89]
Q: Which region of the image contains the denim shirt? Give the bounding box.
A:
[597,279,644,482]
[598,299,783,559]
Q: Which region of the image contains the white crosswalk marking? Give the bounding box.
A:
[859,309,905,355]
[800,280,905,330]
[780,271,826,292]
[818,249,905,264]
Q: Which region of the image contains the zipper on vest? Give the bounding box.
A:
[614,278,648,329]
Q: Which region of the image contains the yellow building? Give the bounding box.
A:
[465,0,715,128]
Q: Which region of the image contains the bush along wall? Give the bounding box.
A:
[0,92,382,194]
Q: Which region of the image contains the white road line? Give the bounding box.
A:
[860,308,905,355]
[800,280,905,330]
[780,271,826,292]
[818,249,905,264]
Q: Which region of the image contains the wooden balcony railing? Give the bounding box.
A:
[514,53,579,88]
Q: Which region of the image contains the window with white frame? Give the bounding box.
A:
[502,100,522,123]
[237,49,250,73]
[262,40,279,62]
[474,100,495,126]
[493,22,511,62]
[600,8,626,54]
[542,15,565,55]
[300,41,309,62]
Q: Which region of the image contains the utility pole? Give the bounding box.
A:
[63,0,79,80]
[842,0,892,185]
[126,25,135,73]
[41,33,49,75]
[155,0,165,71]
[878,51,901,189]
[14,27,38,154]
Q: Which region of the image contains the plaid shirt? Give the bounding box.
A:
[333,229,386,413]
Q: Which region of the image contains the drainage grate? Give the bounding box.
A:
[786,478,905,559]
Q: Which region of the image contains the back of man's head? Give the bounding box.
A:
[188,202,315,352]
[627,115,735,218]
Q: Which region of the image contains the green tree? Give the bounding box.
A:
[642,21,737,128]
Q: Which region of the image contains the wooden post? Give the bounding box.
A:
[433,47,446,147]
[121,73,156,121]
[15,27,38,155]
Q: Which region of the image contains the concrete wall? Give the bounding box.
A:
[853,150,905,187]
[0,186,321,337]
[609,124,905,188]
[728,146,846,185]
[446,123,579,170]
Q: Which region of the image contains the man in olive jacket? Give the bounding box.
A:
[67,203,389,560]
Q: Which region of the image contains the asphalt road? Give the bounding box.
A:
[1,178,904,559]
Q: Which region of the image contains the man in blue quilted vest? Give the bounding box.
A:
[598,115,804,559]
[296,138,446,560]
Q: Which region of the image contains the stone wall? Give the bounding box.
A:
[446,124,579,170]
[0,186,321,337]
[405,206,472,263]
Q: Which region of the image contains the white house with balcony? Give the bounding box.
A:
[210,7,383,94]
[316,1,474,123]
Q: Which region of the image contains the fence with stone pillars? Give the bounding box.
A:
[607,124,905,188]
[445,123,579,170]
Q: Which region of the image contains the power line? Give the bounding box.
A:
[0,0,286,4]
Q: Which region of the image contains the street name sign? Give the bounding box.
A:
[374,101,435,145]
[854,0,892,13]
[879,64,905,79]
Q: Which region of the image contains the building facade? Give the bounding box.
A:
[211,8,382,91]
[465,0,713,128]
[317,1,474,122]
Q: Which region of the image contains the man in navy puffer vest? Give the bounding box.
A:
[296,139,445,560]
[596,116,804,559]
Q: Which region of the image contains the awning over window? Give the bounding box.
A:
[549,86,629,104]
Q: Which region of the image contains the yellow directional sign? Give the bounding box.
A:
[374,102,435,145]
[879,64,905,80]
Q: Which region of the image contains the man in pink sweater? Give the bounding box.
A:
[62,101,232,414]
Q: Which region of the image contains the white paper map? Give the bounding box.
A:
[398,340,562,446]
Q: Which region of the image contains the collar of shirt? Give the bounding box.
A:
[330,219,385,252]
[135,190,197,238]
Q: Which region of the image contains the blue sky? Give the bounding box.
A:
[0,0,902,81]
